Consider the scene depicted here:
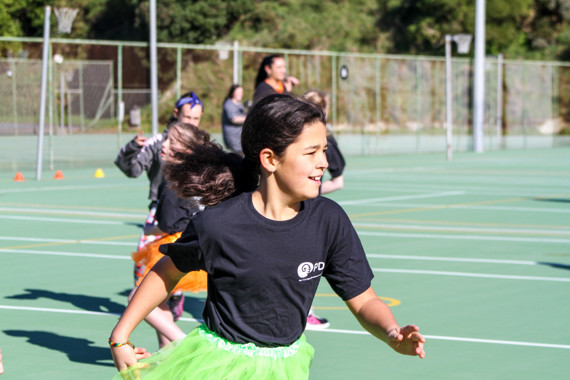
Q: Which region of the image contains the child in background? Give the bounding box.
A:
[110,94,425,379]
[221,84,247,155]
[302,89,346,194]
[115,92,205,318]
[128,121,209,349]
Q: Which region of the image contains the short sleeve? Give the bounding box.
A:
[323,208,373,301]
[158,220,206,273]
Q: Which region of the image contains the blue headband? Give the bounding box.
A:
[175,92,204,111]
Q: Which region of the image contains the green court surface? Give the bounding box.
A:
[1,148,569,379]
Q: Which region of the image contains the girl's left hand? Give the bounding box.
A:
[387,325,426,358]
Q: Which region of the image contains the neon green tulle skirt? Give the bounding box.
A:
[114,325,314,380]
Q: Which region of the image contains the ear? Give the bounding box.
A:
[173,108,179,118]
[259,148,278,174]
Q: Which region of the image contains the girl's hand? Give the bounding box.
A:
[387,325,426,359]
[111,345,151,374]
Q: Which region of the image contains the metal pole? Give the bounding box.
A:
[233,41,239,84]
[117,44,123,145]
[48,43,54,170]
[11,58,18,135]
[60,72,65,133]
[176,46,181,99]
[149,0,159,136]
[496,54,503,149]
[36,5,51,180]
[472,0,486,152]
[445,35,453,160]
[331,55,337,125]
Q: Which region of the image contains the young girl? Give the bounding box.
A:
[221,84,247,155]
[110,94,425,379]
[128,121,209,349]
[302,89,346,194]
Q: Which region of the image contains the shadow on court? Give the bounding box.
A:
[4,330,114,367]
[533,197,570,203]
[182,295,206,320]
[538,262,570,271]
[6,289,125,314]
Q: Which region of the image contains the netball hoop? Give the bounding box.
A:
[452,34,473,54]
[54,7,78,34]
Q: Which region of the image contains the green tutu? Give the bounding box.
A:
[114,325,314,380]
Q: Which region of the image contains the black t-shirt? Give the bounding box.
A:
[160,192,373,346]
[253,81,288,104]
[326,135,346,179]
[155,181,200,235]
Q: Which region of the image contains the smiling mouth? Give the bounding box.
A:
[309,176,322,182]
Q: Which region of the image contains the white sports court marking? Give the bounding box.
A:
[0,248,130,260]
[358,231,570,244]
[348,201,570,214]
[0,207,144,219]
[0,236,133,246]
[0,215,133,225]
[0,183,145,194]
[372,268,570,282]
[339,191,465,205]
[367,254,541,265]
[354,222,570,236]
[2,248,568,283]
[0,305,568,350]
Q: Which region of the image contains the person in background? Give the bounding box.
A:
[109,94,425,379]
[221,84,247,155]
[114,92,204,319]
[253,54,299,103]
[129,121,209,349]
[302,90,345,194]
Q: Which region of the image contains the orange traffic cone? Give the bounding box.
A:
[54,170,65,180]
[14,172,25,182]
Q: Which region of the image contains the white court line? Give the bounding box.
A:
[0,236,134,246]
[0,207,144,219]
[372,268,570,282]
[1,305,568,350]
[3,249,568,283]
[358,231,570,244]
[354,222,570,236]
[0,183,144,194]
[0,249,130,260]
[348,202,570,214]
[0,215,130,225]
[367,254,539,265]
[339,191,465,206]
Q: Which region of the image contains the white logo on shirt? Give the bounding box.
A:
[297,261,325,279]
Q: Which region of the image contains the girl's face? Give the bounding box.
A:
[161,128,188,162]
[265,57,287,82]
[273,121,328,202]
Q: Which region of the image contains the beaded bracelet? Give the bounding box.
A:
[108,338,135,349]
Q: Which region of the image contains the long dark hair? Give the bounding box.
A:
[254,55,283,89]
[164,94,325,206]
[225,84,242,101]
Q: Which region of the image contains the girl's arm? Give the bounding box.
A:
[110,256,185,372]
[320,175,344,194]
[346,286,425,358]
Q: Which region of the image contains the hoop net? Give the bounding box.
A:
[54,7,78,34]
[453,34,472,54]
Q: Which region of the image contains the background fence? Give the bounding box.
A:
[0,37,569,172]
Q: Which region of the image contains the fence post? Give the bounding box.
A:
[331,54,337,126]
[79,61,85,131]
[176,46,181,100]
[11,58,18,135]
[36,5,51,180]
[375,56,381,135]
[496,54,503,149]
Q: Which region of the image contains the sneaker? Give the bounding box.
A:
[306,311,330,330]
[168,293,185,321]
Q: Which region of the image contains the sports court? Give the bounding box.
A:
[1,146,569,379]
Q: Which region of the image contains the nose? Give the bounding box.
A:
[318,151,328,170]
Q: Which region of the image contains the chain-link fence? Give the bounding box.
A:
[0,37,569,172]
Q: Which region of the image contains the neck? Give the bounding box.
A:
[252,183,300,221]
[265,78,281,88]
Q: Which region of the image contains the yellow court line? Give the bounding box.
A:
[349,196,524,218]
[1,234,139,250]
[313,293,401,310]
[349,191,570,219]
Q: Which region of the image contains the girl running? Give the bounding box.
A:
[110,94,425,379]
